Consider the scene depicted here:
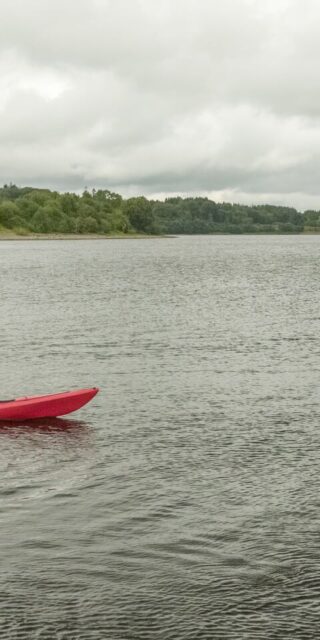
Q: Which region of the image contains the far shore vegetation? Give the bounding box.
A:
[0,184,320,237]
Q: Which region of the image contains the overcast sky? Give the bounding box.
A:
[1,0,320,209]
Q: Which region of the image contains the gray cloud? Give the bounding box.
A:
[1,0,320,209]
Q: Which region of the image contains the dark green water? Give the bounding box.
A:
[1,236,320,639]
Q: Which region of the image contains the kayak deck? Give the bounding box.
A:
[0,387,99,421]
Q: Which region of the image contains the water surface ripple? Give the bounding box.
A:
[0,235,320,639]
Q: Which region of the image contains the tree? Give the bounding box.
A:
[76,216,99,234]
[0,201,21,228]
[124,197,155,233]
[31,209,51,233]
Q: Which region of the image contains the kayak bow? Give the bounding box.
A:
[0,387,99,421]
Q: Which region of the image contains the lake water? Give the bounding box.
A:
[0,235,320,639]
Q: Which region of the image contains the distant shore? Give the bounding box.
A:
[0,233,172,241]
[1,185,319,236]
[0,231,320,241]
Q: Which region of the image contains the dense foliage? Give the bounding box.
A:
[0,184,319,235]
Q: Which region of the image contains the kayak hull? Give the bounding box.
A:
[0,388,99,421]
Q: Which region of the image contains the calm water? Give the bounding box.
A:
[0,235,320,639]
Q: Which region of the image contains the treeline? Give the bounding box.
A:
[0,184,319,235]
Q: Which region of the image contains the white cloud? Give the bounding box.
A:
[0,0,320,208]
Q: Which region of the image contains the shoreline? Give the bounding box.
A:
[0,231,320,241]
[0,233,172,241]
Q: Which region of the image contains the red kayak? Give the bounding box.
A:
[0,387,99,421]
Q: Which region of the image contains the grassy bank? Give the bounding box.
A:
[0,228,168,240]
